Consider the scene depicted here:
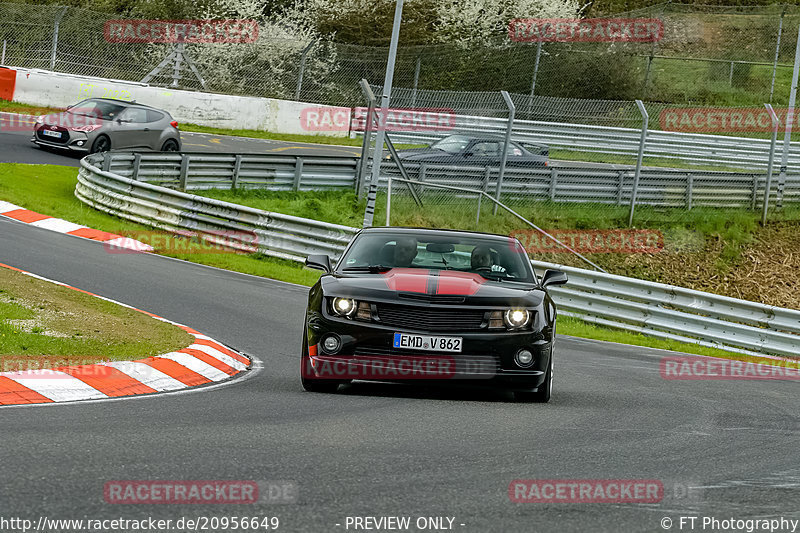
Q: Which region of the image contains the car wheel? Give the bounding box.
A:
[300,332,340,394]
[90,135,111,154]
[160,139,179,152]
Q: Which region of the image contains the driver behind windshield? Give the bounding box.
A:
[470,245,492,270]
[394,237,418,267]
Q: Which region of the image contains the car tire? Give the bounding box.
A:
[160,139,179,152]
[90,135,111,154]
[300,332,340,394]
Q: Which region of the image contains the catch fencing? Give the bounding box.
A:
[76,152,800,359]
[4,2,800,106]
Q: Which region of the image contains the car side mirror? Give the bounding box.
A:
[305,254,332,273]
[541,269,568,287]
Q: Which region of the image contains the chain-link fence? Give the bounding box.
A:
[6,2,800,107]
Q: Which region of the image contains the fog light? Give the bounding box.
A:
[515,349,534,367]
[76,140,85,146]
[322,335,341,354]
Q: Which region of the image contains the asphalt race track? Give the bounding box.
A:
[0,125,360,167]
[2,215,800,532]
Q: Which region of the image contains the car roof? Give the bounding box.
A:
[81,97,161,111]
[361,226,518,242]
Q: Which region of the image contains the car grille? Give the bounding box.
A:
[36,125,70,144]
[352,345,500,374]
[375,303,486,331]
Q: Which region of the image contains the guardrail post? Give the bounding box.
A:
[616,171,625,206]
[293,157,304,192]
[629,100,649,227]
[686,172,693,210]
[549,167,558,202]
[418,162,426,193]
[102,152,112,172]
[232,154,242,189]
[751,173,759,210]
[132,153,141,181]
[179,154,189,190]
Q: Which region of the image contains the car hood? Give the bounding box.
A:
[321,268,543,307]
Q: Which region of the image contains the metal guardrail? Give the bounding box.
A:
[78,154,357,261]
[351,109,800,172]
[98,151,800,209]
[76,153,800,358]
[99,151,359,191]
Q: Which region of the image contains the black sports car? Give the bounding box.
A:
[301,227,568,402]
[393,134,549,168]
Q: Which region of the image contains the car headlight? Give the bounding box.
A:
[503,309,531,329]
[331,297,356,317]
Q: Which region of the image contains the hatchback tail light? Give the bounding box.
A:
[170,120,178,128]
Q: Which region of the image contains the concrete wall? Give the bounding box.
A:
[5,67,352,137]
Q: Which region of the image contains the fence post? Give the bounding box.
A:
[50,6,67,71]
[179,154,190,190]
[629,100,649,227]
[418,162,426,193]
[363,0,404,228]
[293,157,304,191]
[763,104,780,225]
[232,154,242,189]
[357,79,377,199]
[752,173,759,210]
[494,90,516,214]
[530,39,543,98]
[729,61,734,86]
[295,40,316,101]
[616,171,625,205]
[385,174,392,226]
[549,167,558,201]
[686,172,693,210]
[770,5,788,102]
[777,24,800,209]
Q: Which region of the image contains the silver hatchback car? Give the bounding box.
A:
[32,98,181,154]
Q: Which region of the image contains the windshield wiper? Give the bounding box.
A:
[342,265,393,273]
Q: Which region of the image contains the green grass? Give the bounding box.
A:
[180,122,364,147]
[1,161,785,363]
[0,267,193,361]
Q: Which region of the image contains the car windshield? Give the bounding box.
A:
[430,135,471,154]
[339,232,536,282]
[67,99,126,121]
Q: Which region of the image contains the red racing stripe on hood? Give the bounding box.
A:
[436,271,486,295]
[382,268,430,293]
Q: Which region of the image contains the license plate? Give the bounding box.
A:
[42,129,62,138]
[393,333,462,353]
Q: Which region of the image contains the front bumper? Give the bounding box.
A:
[31,127,90,153]
[305,311,553,392]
